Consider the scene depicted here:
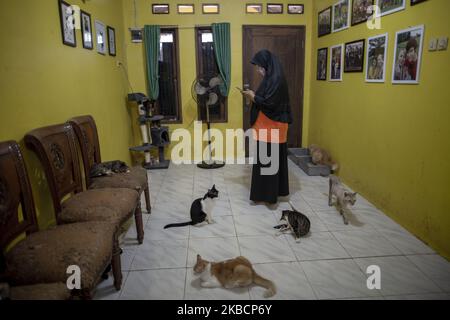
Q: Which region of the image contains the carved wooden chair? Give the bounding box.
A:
[24,123,144,244]
[0,141,121,298]
[68,115,151,214]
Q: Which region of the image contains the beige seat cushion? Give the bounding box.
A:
[10,283,71,300]
[6,222,116,290]
[89,166,148,191]
[60,188,138,225]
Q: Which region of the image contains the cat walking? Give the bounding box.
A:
[329,175,357,225]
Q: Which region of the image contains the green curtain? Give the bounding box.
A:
[212,23,231,97]
[143,25,161,101]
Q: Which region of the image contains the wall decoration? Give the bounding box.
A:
[80,10,93,50]
[58,0,76,47]
[366,33,388,82]
[411,0,427,5]
[317,48,328,81]
[344,39,365,72]
[392,25,425,84]
[152,4,169,14]
[288,4,304,14]
[351,0,374,26]
[376,0,405,17]
[267,4,284,14]
[130,28,143,43]
[330,44,344,81]
[178,4,195,14]
[332,0,350,33]
[202,4,220,14]
[107,26,116,56]
[246,4,263,14]
[318,7,332,37]
[95,20,107,55]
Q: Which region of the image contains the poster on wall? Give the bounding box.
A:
[108,26,116,56]
[317,48,328,81]
[318,7,332,37]
[58,0,76,47]
[344,39,365,72]
[95,20,107,55]
[332,0,350,33]
[392,25,425,84]
[330,44,344,81]
[366,33,388,83]
[80,10,93,50]
[351,0,374,26]
[376,0,405,17]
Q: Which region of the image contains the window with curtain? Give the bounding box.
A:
[195,27,228,123]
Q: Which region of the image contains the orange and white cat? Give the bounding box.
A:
[193,255,276,298]
[309,144,339,171]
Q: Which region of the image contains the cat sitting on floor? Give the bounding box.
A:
[164,185,219,229]
[329,175,357,225]
[275,201,311,242]
[194,255,276,298]
[89,160,130,178]
[309,144,339,172]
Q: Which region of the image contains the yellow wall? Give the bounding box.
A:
[122,0,314,160]
[0,0,130,230]
[310,0,450,259]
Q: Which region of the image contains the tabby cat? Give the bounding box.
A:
[329,175,357,225]
[275,201,311,242]
[309,144,339,171]
[89,160,130,178]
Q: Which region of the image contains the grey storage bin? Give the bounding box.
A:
[288,148,331,176]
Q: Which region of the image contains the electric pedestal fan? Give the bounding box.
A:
[191,74,226,169]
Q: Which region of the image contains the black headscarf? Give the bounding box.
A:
[250,50,293,126]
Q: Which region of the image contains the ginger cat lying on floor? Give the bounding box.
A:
[194,255,276,298]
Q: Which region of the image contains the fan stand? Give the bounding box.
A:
[197,102,225,170]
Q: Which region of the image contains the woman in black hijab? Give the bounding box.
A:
[242,49,292,204]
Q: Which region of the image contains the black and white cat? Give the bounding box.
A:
[275,201,311,242]
[164,185,219,229]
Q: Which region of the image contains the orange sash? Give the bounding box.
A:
[252,111,288,144]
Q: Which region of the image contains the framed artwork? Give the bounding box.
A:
[332,0,350,33]
[288,4,304,14]
[330,44,344,81]
[392,25,425,84]
[107,26,116,56]
[202,4,220,14]
[95,20,107,55]
[177,4,195,14]
[411,0,427,5]
[317,48,328,81]
[318,7,332,37]
[267,4,284,14]
[80,10,93,50]
[351,0,374,26]
[366,33,388,83]
[58,0,76,47]
[130,28,143,43]
[246,4,263,14]
[376,0,405,17]
[152,4,169,14]
[344,39,365,72]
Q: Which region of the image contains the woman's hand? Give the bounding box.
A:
[242,90,256,103]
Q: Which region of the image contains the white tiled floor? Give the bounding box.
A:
[94,161,450,300]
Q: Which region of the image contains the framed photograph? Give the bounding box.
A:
[376,0,405,17]
[332,0,350,33]
[130,28,143,43]
[288,4,304,14]
[330,44,344,81]
[318,7,332,37]
[177,4,195,14]
[317,48,328,81]
[152,4,169,14]
[80,10,93,50]
[411,0,427,5]
[202,4,220,14]
[58,0,76,47]
[351,0,374,26]
[392,25,425,84]
[267,4,284,14]
[344,39,365,73]
[95,20,107,55]
[107,26,116,56]
[246,4,263,14]
[366,33,388,82]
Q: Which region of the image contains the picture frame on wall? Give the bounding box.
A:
[267,4,284,14]
[351,0,374,26]
[344,39,365,73]
[366,33,388,83]
[177,4,195,14]
[317,48,328,81]
[80,10,93,50]
[288,4,304,14]
[107,26,116,57]
[246,4,263,14]
[95,20,107,55]
[411,0,427,5]
[332,0,350,33]
[330,44,344,81]
[202,4,220,14]
[152,4,170,14]
[376,0,405,17]
[58,0,76,47]
[318,7,332,37]
[392,25,425,84]
[130,28,143,43]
